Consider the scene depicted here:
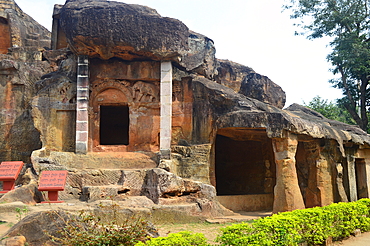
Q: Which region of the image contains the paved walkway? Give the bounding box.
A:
[335,231,370,245]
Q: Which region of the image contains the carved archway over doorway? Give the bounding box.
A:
[89,79,160,152]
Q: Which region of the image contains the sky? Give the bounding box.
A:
[15,0,344,107]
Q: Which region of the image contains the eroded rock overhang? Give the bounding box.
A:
[193,75,370,156]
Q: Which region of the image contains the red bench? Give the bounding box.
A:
[38,170,68,203]
[0,161,24,193]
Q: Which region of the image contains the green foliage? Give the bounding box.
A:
[217,199,370,246]
[49,203,153,246]
[284,0,370,131]
[15,206,29,222]
[136,231,210,246]
[304,95,355,124]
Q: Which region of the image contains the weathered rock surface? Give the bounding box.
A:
[180,31,217,79]
[3,210,69,246]
[31,150,157,172]
[1,235,26,246]
[0,181,43,205]
[171,144,212,183]
[215,59,255,92]
[272,133,305,213]
[72,167,228,215]
[0,54,51,163]
[56,0,220,78]
[0,1,52,163]
[239,73,286,109]
[0,0,50,52]
[59,0,189,61]
[190,75,370,149]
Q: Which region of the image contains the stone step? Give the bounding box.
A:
[33,150,158,170]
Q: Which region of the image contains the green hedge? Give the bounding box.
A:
[136,231,210,246]
[217,199,370,246]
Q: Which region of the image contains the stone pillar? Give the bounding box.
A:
[160,61,172,160]
[272,132,305,213]
[364,159,370,198]
[336,163,349,202]
[304,141,321,208]
[75,55,89,154]
[345,148,358,201]
[316,156,334,206]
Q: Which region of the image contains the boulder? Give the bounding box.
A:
[179,31,217,79]
[57,0,220,78]
[79,169,148,201]
[2,210,70,246]
[171,144,212,183]
[59,0,189,61]
[239,73,286,109]
[215,59,255,92]
[1,236,26,246]
[142,168,185,203]
[0,181,43,205]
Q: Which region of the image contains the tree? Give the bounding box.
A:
[304,95,355,124]
[285,0,370,132]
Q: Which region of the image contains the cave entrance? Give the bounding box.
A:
[214,128,275,212]
[99,105,129,145]
[0,17,11,54]
[355,158,368,199]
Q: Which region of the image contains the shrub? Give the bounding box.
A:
[217,199,370,246]
[48,203,155,246]
[136,231,210,246]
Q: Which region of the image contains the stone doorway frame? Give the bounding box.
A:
[89,81,133,152]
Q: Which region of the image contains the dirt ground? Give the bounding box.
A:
[157,222,234,243]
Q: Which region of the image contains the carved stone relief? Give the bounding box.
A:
[132,81,159,102]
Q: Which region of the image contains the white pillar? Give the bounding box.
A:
[75,55,89,154]
[160,61,172,159]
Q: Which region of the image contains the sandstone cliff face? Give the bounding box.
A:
[0,0,52,163]
[31,50,77,153]
[0,55,50,163]
[0,0,50,51]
